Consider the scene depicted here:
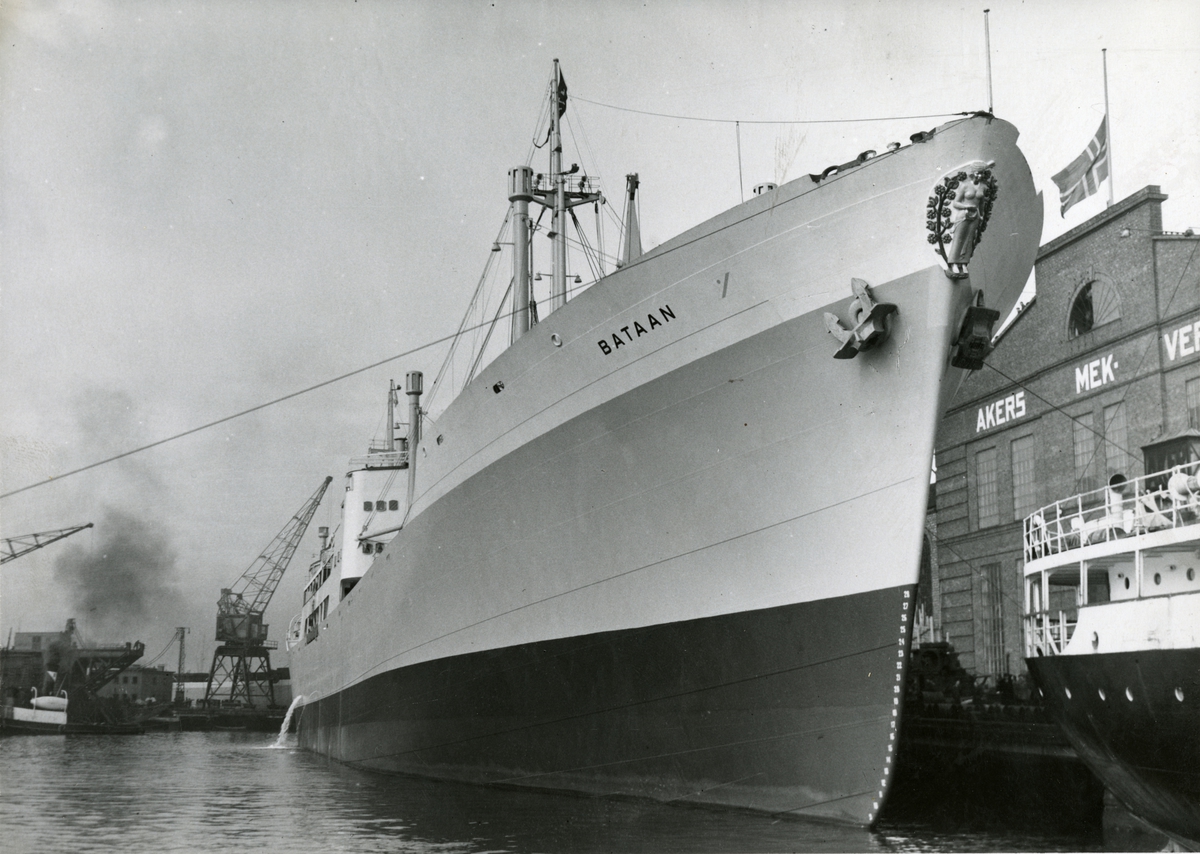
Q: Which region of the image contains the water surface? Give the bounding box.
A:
[0,731,1102,852]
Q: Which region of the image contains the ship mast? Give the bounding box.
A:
[507,60,602,344]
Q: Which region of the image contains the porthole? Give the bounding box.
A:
[436,434,444,445]
[1124,577,1130,590]
[1098,688,1106,701]
[1176,688,1185,702]
[1125,687,1134,701]
[493,381,505,394]
[1189,568,1195,581]
[1064,687,1072,699]
[388,500,399,511]
[1154,572,1161,585]
[550,333,563,347]
[363,501,373,512]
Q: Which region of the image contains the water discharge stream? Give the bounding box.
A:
[272,694,303,748]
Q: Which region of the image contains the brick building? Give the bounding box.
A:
[930,186,1200,675]
[94,663,175,704]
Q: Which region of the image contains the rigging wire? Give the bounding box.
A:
[926,236,1200,669]
[571,94,970,126]
[980,236,1199,493]
[140,633,179,669]
[424,212,512,414]
[465,277,515,386]
[1,303,517,502]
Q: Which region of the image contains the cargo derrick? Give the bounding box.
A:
[204,477,331,709]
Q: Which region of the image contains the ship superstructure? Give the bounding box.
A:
[288,62,1042,827]
[293,380,413,647]
[1023,459,1200,847]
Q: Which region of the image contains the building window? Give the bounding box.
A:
[979,562,1006,675]
[1103,402,1131,479]
[1188,377,1200,429]
[1067,279,1121,338]
[1011,435,1038,520]
[976,447,999,528]
[1073,412,1098,492]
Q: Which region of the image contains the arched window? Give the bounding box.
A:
[1068,279,1121,338]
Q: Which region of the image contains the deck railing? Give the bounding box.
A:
[348,449,408,470]
[1024,610,1076,657]
[1023,461,1200,562]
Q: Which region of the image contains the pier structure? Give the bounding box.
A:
[927,185,1199,681]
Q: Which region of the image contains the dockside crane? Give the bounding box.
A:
[204,477,332,709]
[1,523,93,565]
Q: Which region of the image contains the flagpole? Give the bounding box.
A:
[984,9,993,114]
[1103,48,1114,207]
[735,121,744,203]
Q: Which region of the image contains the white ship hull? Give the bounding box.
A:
[291,115,1042,826]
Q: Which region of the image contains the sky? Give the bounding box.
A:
[2,0,1198,674]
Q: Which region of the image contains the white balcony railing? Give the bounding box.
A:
[1023,461,1200,562]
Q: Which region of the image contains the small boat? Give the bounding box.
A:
[0,690,68,735]
[1023,456,1200,848]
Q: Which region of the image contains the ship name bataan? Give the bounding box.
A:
[597,305,676,355]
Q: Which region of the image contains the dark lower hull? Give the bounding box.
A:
[1026,650,1200,848]
[298,584,915,826]
[0,718,65,735]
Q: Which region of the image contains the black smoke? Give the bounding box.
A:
[53,506,186,644]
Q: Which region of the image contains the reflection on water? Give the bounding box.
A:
[0,731,1098,853]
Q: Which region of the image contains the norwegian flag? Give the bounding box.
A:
[1052,115,1109,217]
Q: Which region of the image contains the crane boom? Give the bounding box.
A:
[215,476,333,644]
[206,476,332,710]
[1,523,93,565]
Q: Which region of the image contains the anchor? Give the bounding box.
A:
[950,294,1000,370]
[823,278,897,359]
